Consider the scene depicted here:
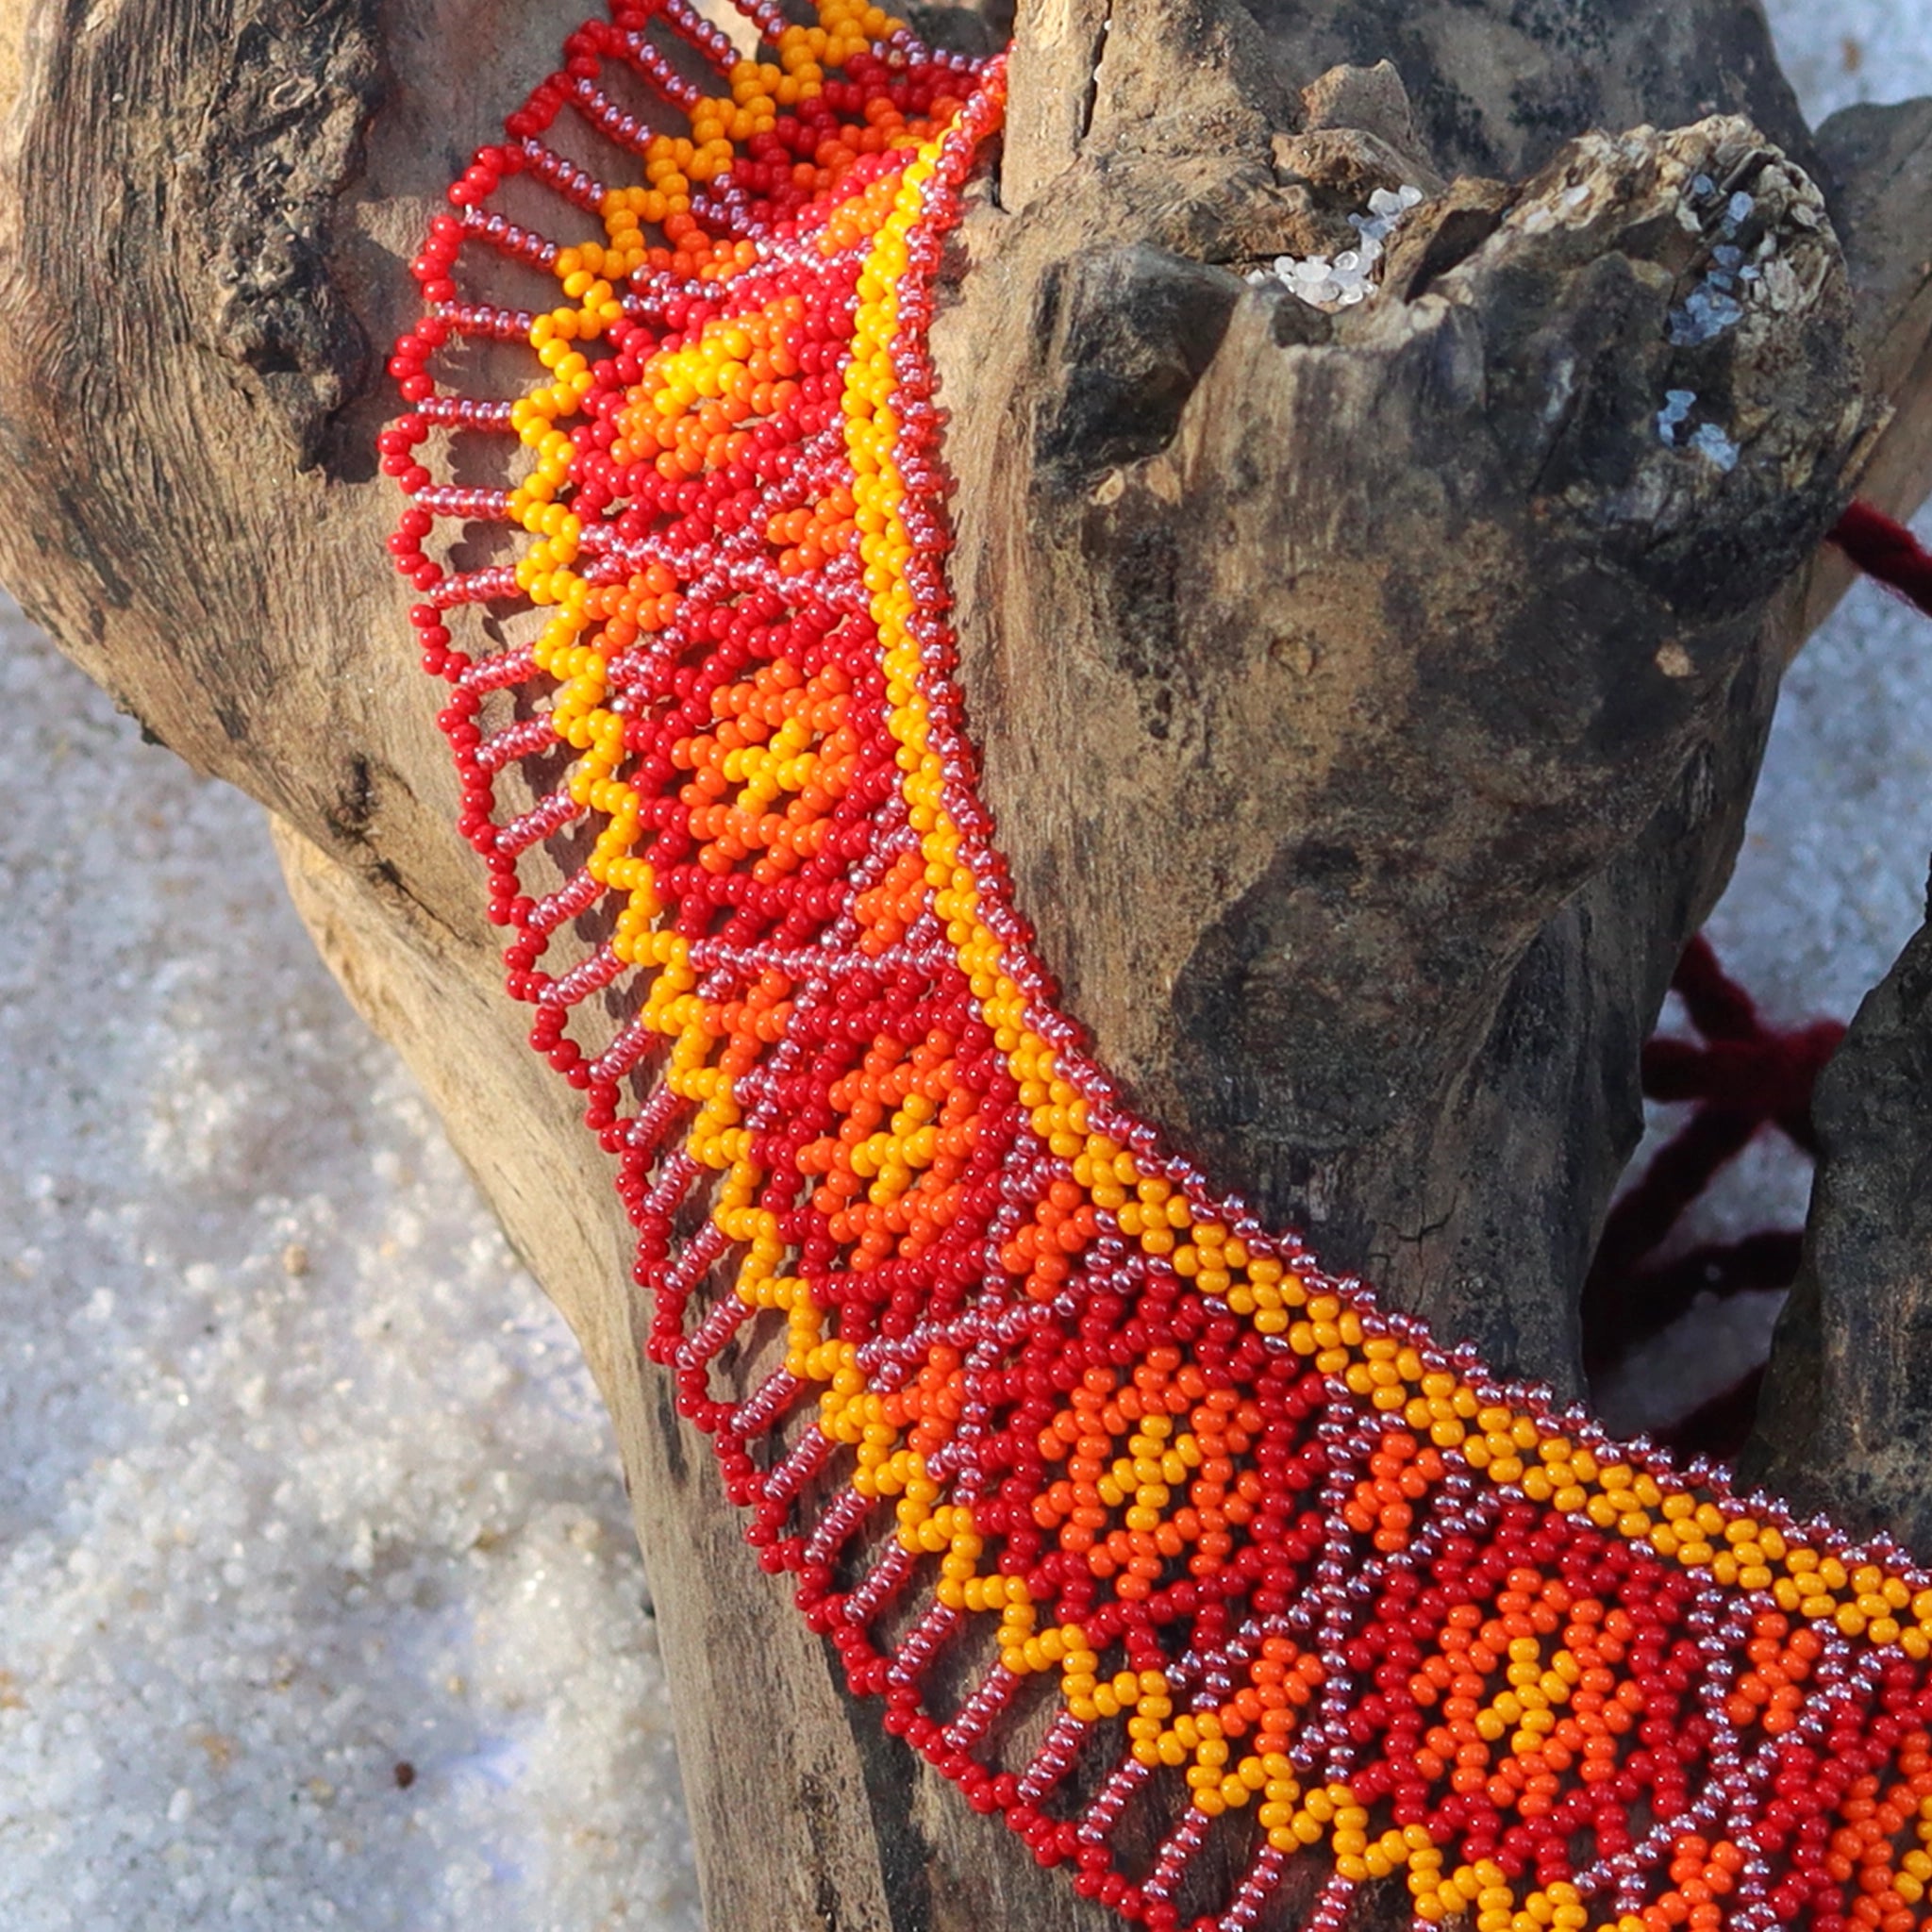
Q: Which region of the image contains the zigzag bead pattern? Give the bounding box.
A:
[386,8,1932,1928]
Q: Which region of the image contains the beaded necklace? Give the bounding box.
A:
[385,8,1932,1928]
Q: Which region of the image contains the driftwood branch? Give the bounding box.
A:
[1742,907,1932,1547]
[4,0,1932,1924]
[946,0,1865,1402]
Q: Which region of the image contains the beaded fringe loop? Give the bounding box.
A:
[386,11,1932,1928]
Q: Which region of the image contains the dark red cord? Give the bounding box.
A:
[1586,940,1842,1374]
[1830,497,1932,617]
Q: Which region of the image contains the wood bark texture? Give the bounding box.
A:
[3,0,1932,1926]
[1743,905,1932,1551]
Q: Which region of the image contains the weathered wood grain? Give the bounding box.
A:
[1742,905,1932,1555]
[947,0,1869,1400]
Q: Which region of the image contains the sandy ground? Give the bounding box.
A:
[3,4,1931,1925]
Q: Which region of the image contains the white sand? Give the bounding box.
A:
[0,606,702,1929]
[4,5,1932,1924]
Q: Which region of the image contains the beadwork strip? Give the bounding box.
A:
[385,8,1932,1929]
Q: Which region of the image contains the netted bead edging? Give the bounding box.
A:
[384,8,1932,1928]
